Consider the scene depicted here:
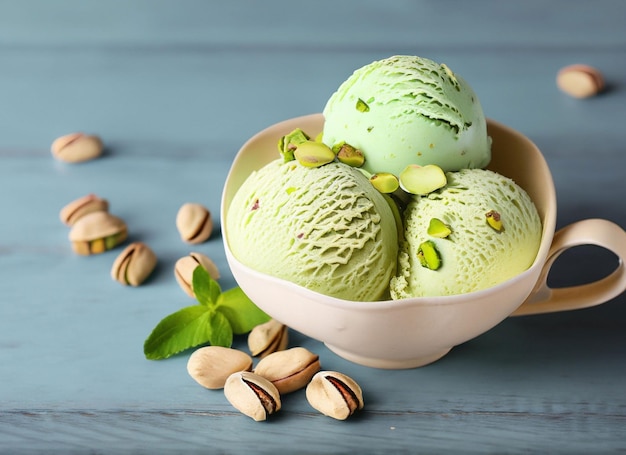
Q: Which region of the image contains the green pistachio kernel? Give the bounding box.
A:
[335,143,365,167]
[370,172,399,194]
[356,98,370,112]
[427,218,452,238]
[399,164,447,195]
[485,210,504,232]
[417,240,442,271]
[294,141,335,168]
[278,128,310,162]
[104,231,128,250]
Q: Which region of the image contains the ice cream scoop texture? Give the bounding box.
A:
[391,169,541,298]
[323,55,491,175]
[226,160,398,301]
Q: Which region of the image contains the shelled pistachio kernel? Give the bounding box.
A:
[110,242,157,286]
[306,371,364,420]
[278,128,310,162]
[51,132,103,163]
[68,211,127,255]
[224,371,281,421]
[485,210,504,232]
[333,142,365,167]
[174,252,220,297]
[427,218,452,238]
[293,141,335,168]
[187,346,253,390]
[556,64,604,98]
[254,347,321,395]
[417,240,442,270]
[370,172,399,193]
[176,202,213,244]
[399,164,447,195]
[59,193,109,226]
[248,319,289,358]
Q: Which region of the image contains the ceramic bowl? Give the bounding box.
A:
[221,114,626,369]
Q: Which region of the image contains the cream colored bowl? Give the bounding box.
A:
[221,114,626,369]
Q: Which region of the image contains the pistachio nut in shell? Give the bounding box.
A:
[59,193,109,226]
[176,202,213,244]
[556,64,604,98]
[306,371,364,420]
[224,371,281,421]
[247,319,288,358]
[51,132,104,163]
[187,346,253,390]
[253,346,320,394]
[68,211,127,255]
[111,242,157,286]
[174,252,221,297]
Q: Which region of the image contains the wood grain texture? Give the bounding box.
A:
[1,1,625,453]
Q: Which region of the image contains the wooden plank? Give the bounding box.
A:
[1,1,625,452]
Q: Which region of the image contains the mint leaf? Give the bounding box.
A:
[209,310,233,347]
[144,265,271,360]
[217,286,271,334]
[143,305,212,360]
[192,266,221,306]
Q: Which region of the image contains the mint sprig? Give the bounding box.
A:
[144,266,270,360]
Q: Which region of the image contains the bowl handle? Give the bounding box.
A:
[512,218,626,316]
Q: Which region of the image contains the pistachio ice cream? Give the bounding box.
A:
[226,54,540,303]
[390,169,541,298]
[226,159,398,301]
[322,55,492,176]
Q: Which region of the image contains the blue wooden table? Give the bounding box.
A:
[1,1,625,452]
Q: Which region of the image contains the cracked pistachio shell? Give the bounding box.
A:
[111,242,157,286]
[254,347,320,395]
[176,203,213,244]
[306,371,364,420]
[60,193,109,226]
[224,371,281,421]
[68,211,127,255]
[51,132,103,163]
[174,252,221,297]
[187,346,253,390]
[247,319,288,358]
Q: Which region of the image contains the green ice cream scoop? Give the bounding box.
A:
[322,55,492,175]
[226,159,398,301]
[390,169,541,298]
